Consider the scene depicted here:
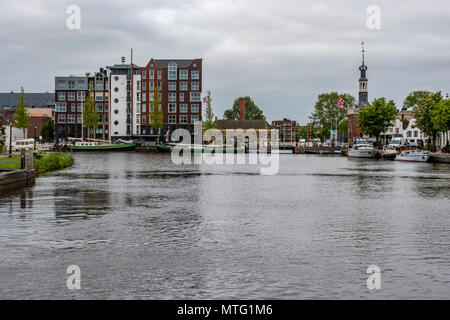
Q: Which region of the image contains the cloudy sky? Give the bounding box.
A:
[1,0,449,123]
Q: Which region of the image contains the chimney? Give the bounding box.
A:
[239,97,245,121]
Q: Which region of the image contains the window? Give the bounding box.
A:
[190,92,201,102]
[179,93,184,102]
[191,115,199,123]
[191,104,199,113]
[96,103,103,112]
[169,82,177,91]
[137,92,141,102]
[95,96,103,101]
[67,92,75,101]
[142,115,146,124]
[136,114,141,124]
[57,80,66,89]
[136,103,141,113]
[414,131,418,137]
[68,80,75,89]
[142,92,147,102]
[142,104,147,113]
[142,70,147,79]
[180,82,188,91]
[58,92,66,101]
[169,92,177,102]
[191,82,200,91]
[56,102,66,112]
[77,103,84,112]
[180,104,188,113]
[77,80,85,89]
[179,69,188,80]
[71,103,76,112]
[77,114,82,123]
[149,81,154,90]
[168,115,176,123]
[95,82,103,91]
[77,91,85,101]
[168,62,177,80]
[68,114,75,123]
[150,69,154,79]
[168,103,177,113]
[137,81,141,90]
[157,70,162,80]
[58,114,66,123]
[191,70,199,79]
[180,115,187,123]
[407,131,412,137]
[149,102,153,112]
[142,81,146,90]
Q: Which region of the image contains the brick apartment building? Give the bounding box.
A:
[271,118,297,142]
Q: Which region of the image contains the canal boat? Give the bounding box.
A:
[348,138,377,158]
[395,146,429,162]
[66,138,136,152]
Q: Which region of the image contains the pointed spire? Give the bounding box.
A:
[361,41,365,64]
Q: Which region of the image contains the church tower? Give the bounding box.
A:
[358,42,369,106]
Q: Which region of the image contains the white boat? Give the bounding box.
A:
[348,138,377,158]
[395,149,429,162]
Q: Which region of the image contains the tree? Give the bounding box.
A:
[337,118,348,142]
[403,90,433,109]
[150,87,164,136]
[432,99,450,134]
[203,90,215,129]
[83,84,100,139]
[14,87,31,138]
[41,119,55,142]
[413,91,443,150]
[309,92,355,141]
[357,97,397,148]
[224,96,264,120]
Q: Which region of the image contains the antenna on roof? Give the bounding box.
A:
[121,56,126,64]
[131,48,133,66]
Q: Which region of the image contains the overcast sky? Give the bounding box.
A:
[1,0,449,123]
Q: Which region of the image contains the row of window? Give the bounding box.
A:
[55,102,109,112]
[57,91,86,102]
[135,92,201,103]
[57,114,109,123]
[135,114,199,124]
[141,69,199,81]
[56,80,86,90]
[136,81,200,91]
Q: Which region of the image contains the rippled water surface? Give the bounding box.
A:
[0,153,449,299]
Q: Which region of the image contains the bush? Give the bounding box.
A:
[34,153,74,174]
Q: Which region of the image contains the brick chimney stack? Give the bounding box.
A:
[239,97,245,120]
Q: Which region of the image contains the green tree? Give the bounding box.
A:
[150,87,164,136]
[432,99,450,134]
[310,92,355,141]
[41,119,55,142]
[224,96,264,120]
[203,90,215,129]
[403,90,433,109]
[337,118,348,142]
[413,91,443,150]
[357,97,397,148]
[83,84,100,139]
[14,87,31,138]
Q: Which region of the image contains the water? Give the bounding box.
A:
[0,153,449,299]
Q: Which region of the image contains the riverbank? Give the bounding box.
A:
[33,152,74,174]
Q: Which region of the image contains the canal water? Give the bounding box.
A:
[0,153,449,299]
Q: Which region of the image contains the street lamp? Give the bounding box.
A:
[34,122,37,151]
[8,119,13,158]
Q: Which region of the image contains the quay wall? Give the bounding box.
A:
[0,169,35,192]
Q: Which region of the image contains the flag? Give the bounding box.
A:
[165,129,170,141]
[338,96,344,110]
[202,96,207,104]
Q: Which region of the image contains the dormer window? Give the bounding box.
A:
[168,62,177,80]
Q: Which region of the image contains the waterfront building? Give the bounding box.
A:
[0,91,54,111]
[271,118,297,142]
[54,68,109,142]
[381,108,425,146]
[138,58,203,137]
[348,42,369,146]
[26,108,54,140]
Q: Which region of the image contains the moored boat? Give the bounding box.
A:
[348,138,377,158]
[66,138,136,152]
[395,146,429,162]
[157,143,245,153]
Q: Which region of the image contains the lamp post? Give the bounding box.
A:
[34,122,37,150]
[8,119,13,158]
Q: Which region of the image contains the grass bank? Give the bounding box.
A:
[34,153,74,174]
[0,153,74,173]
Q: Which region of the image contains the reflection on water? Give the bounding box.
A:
[0,153,449,299]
